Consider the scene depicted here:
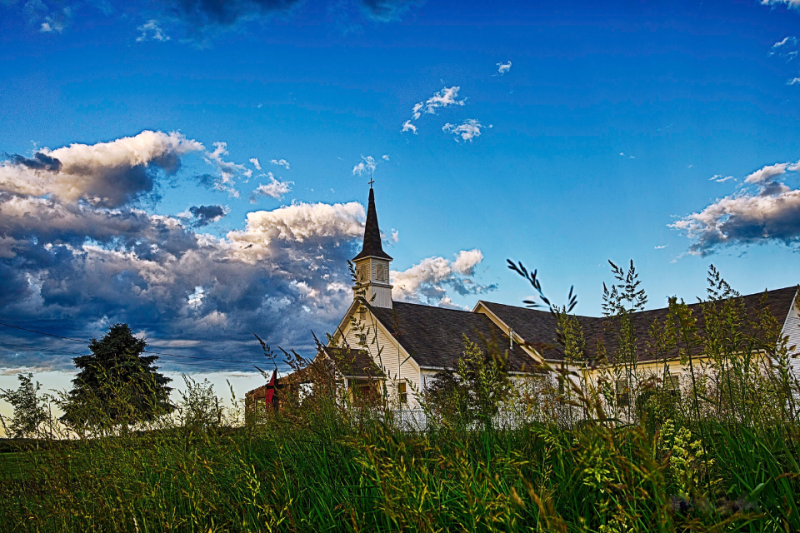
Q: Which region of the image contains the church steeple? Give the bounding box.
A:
[353,186,393,308]
[354,187,392,262]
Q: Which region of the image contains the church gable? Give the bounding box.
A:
[333,300,422,397]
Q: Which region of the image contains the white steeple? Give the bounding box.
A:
[352,185,393,309]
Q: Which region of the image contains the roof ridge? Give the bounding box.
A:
[481,286,797,319]
[389,301,473,313]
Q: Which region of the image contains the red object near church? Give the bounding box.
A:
[265,369,276,409]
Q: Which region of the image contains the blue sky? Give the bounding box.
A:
[1,0,800,397]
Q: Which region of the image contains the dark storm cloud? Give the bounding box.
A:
[0,175,366,371]
[165,0,301,28]
[188,204,226,226]
[7,152,62,172]
[1,0,425,45]
[360,0,424,22]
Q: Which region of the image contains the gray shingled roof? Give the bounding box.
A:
[480,286,798,364]
[322,347,385,378]
[369,301,542,372]
[353,188,392,261]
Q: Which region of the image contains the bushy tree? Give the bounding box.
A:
[0,373,50,439]
[426,336,511,428]
[61,323,172,428]
[177,376,224,430]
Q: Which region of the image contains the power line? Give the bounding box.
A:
[0,320,269,365]
[0,341,89,357]
[0,320,86,343]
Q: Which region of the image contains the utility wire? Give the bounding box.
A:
[0,320,86,343]
[0,321,268,365]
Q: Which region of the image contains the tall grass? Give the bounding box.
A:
[1,266,799,532]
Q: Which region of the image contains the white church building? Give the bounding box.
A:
[248,187,800,411]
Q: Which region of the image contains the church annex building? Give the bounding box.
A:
[247,187,800,411]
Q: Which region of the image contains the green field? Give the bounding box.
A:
[2,407,800,532]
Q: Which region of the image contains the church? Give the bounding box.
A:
[247,187,800,411]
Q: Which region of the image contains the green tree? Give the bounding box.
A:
[0,373,50,439]
[426,336,511,429]
[177,375,224,431]
[61,323,173,428]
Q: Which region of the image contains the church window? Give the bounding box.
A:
[664,374,680,397]
[376,264,386,281]
[398,381,407,404]
[350,379,379,407]
[616,378,630,407]
[358,265,369,282]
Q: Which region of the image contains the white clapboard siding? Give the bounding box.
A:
[340,312,422,408]
[781,293,800,378]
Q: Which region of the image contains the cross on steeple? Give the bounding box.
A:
[368,172,374,188]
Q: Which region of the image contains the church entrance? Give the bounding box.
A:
[348,379,380,407]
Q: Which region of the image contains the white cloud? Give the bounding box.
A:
[761,0,800,8]
[654,245,668,250]
[452,249,483,275]
[0,130,203,207]
[352,156,377,176]
[672,158,800,254]
[744,162,789,184]
[788,78,800,85]
[421,86,465,115]
[391,229,399,243]
[270,158,290,169]
[401,120,418,134]
[442,119,485,142]
[136,20,170,42]
[226,202,365,255]
[38,6,71,34]
[391,249,495,307]
[204,142,252,197]
[249,158,261,170]
[404,86,466,131]
[188,286,205,308]
[772,36,798,51]
[382,155,389,161]
[251,173,293,201]
[710,174,735,183]
[497,61,512,75]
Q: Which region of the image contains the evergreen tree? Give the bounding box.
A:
[61,323,172,427]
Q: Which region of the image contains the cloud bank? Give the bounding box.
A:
[0,131,365,370]
[671,160,800,255]
[0,131,203,207]
[0,130,492,371]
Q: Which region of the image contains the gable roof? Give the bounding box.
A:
[479,286,798,364]
[321,346,385,379]
[369,301,541,372]
[353,188,392,261]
